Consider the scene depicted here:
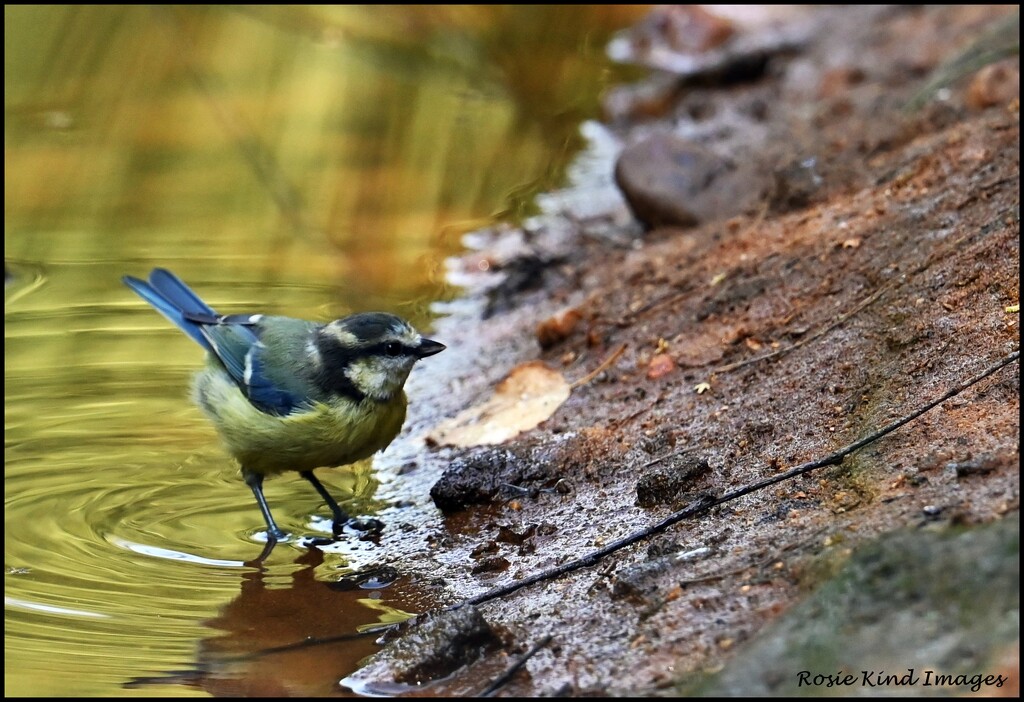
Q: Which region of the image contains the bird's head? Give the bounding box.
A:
[312,313,445,402]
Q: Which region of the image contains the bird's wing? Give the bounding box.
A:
[239,334,312,417]
[186,314,311,417]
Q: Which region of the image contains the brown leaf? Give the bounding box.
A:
[427,361,571,448]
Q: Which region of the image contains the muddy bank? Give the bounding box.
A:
[352,5,1019,697]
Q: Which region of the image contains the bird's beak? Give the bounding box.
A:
[416,338,446,358]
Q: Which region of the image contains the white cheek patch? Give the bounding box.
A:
[345,356,411,401]
[248,314,263,324]
[345,359,373,393]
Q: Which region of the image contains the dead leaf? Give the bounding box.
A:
[427,361,571,447]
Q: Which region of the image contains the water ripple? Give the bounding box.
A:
[5,368,386,695]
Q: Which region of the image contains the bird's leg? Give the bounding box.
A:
[243,469,287,541]
[300,470,349,535]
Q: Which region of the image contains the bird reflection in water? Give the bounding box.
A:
[124,545,417,696]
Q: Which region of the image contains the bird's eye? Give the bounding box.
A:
[384,342,403,357]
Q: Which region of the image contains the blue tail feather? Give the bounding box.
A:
[123,271,216,353]
[148,268,218,317]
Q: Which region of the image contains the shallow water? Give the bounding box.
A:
[4,5,646,696]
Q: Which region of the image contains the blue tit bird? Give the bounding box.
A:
[123,268,445,541]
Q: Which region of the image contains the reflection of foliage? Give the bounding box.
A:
[905,11,1019,111]
[3,6,647,304]
[473,7,649,220]
[228,6,649,225]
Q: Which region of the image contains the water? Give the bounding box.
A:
[4,5,647,696]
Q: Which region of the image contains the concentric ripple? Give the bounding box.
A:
[5,358,395,696]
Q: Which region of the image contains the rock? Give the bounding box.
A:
[341,606,503,692]
[636,453,712,508]
[692,516,1020,696]
[630,5,737,56]
[614,133,766,229]
[769,156,824,211]
[966,60,1020,110]
[536,307,583,349]
[607,5,811,79]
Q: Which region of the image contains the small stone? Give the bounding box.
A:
[647,353,677,379]
[537,308,583,349]
[615,133,765,229]
[634,5,736,55]
[366,607,502,687]
[636,454,711,507]
[471,556,511,575]
[770,156,823,211]
[966,60,1020,110]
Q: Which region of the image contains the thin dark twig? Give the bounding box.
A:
[458,496,717,608]
[718,348,1018,502]
[480,635,554,697]
[456,350,1019,609]
[571,343,628,389]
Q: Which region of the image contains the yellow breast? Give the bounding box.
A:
[192,368,408,476]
